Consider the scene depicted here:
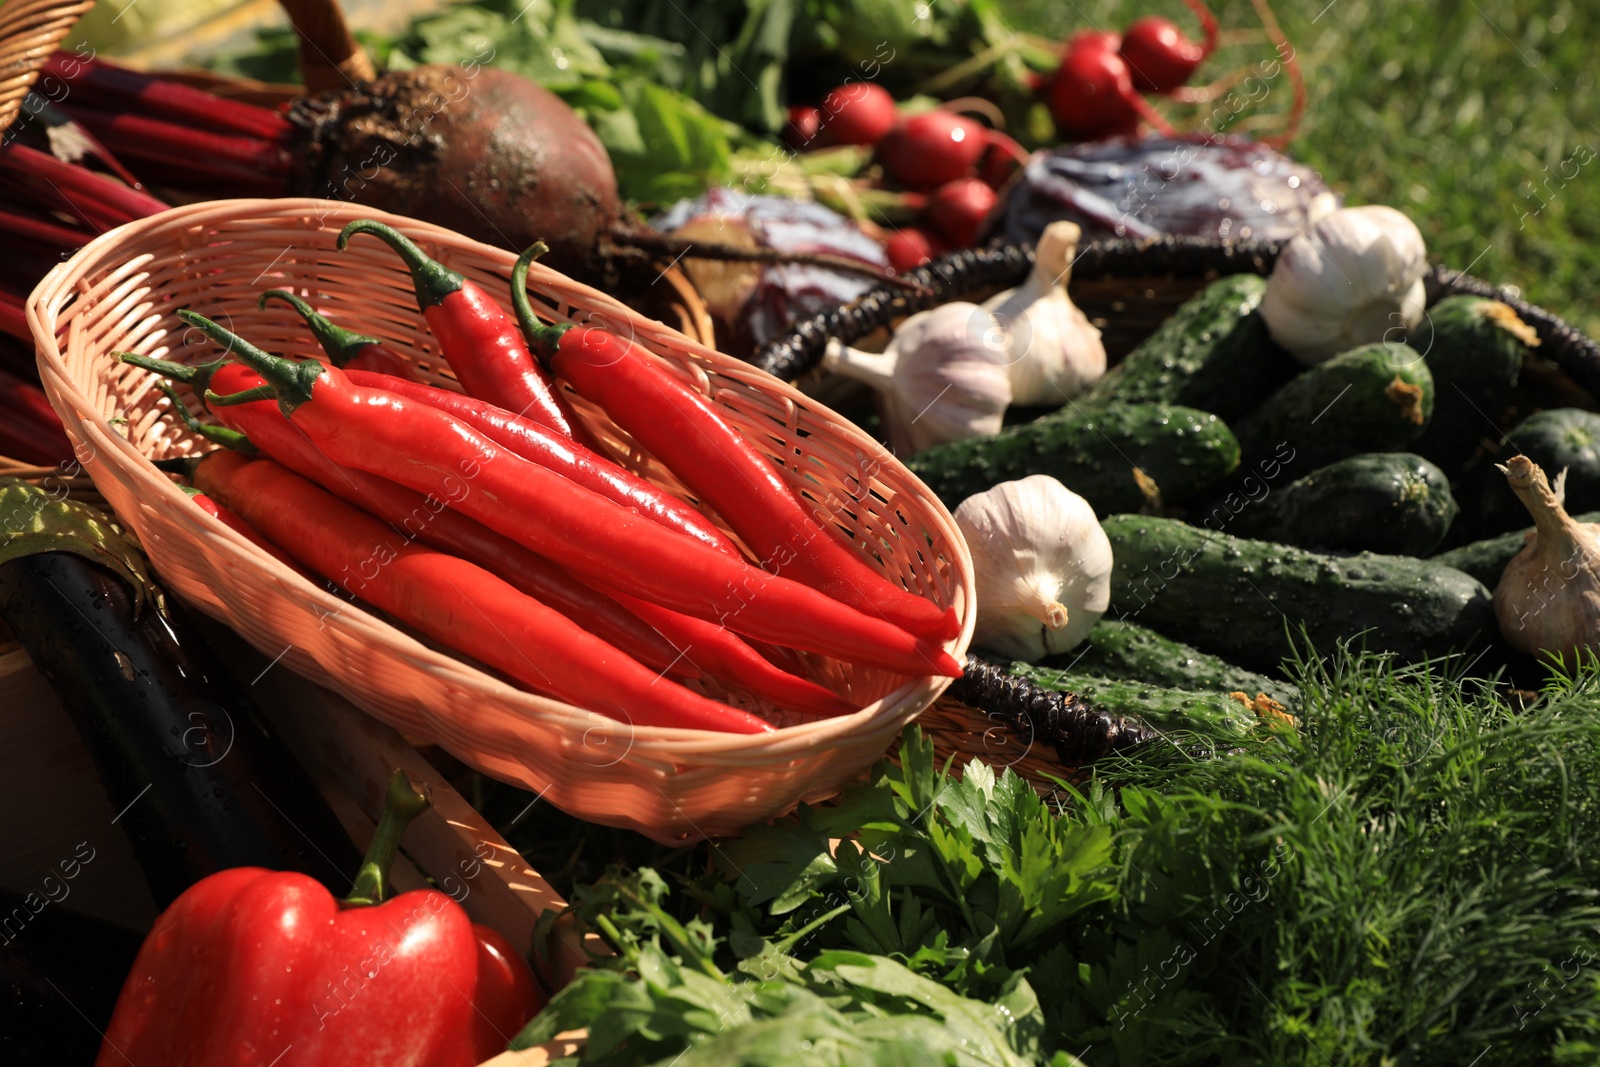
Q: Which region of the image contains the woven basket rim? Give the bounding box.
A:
[0,0,96,133]
[28,199,975,766]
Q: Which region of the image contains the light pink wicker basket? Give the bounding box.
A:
[28,199,974,842]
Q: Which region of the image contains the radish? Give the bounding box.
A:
[785,105,823,149]
[1046,31,1177,143]
[819,83,898,147]
[884,226,948,272]
[877,110,988,191]
[1119,0,1219,94]
[924,178,999,248]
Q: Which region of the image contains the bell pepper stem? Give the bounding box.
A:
[157,382,257,454]
[259,289,382,369]
[177,309,323,415]
[511,243,572,364]
[337,220,464,311]
[343,769,431,907]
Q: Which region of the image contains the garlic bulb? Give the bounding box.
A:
[1493,455,1600,664]
[1261,204,1428,366]
[981,221,1106,406]
[823,301,1012,455]
[954,475,1112,662]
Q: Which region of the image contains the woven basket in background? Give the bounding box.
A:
[28,199,975,843]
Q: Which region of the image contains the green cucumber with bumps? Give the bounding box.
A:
[1412,296,1532,472]
[1458,408,1600,539]
[906,403,1240,515]
[1232,342,1433,472]
[1100,514,1495,672]
[1057,618,1297,703]
[1433,509,1600,586]
[1078,274,1298,420]
[1229,452,1459,556]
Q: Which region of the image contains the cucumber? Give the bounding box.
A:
[1229,452,1458,556]
[1058,618,1297,703]
[1078,275,1298,420]
[1457,408,1600,538]
[906,403,1240,515]
[1100,514,1496,672]
[1412,296,1531,472]
[1433,509,1600,585]
[1232,342,1433,472]
[1006,665,1264,736]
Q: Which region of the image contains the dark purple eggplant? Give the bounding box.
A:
[0,886,142,1065]
[0,479,360,908]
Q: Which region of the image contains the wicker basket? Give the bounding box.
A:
[27,199,975,843]
[0,0,92,134]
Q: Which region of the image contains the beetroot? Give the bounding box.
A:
[924,179,998,248]
[819,83,897,147]
[1119,0,1218,94]
[877,110,987,191]
[291,67,619,276]
[883,226,947,272]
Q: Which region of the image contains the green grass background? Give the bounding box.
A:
[1017,0,1598,338]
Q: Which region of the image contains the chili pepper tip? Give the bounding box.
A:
[336,220,464,311]
[510,243,572,364]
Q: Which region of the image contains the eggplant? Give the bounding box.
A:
[0,479,361,908]
[0,886,143,1066]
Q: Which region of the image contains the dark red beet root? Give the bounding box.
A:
[291,66,619,277]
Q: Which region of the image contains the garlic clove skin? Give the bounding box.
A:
[1261,205,1429,367]
[1493,455,1600,665]
[983,221,1107,406]
[825,302,1013,455]
[954,474,1112,662]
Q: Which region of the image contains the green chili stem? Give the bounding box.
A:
[342,770,431,907]
[337,220,464,311]
[510,242,572,363]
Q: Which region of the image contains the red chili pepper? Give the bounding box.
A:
[509,247,962,644]
[191,449,775,732]
[180,484,303,569]
[260,289,423,381]
[97,770,541,1067]
[337,220,587,443]
[181,311,959,679]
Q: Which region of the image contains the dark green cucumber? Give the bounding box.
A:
[1458,408,1600,538]
[1434,509,1600,586]
[1232,342,1433,472]
[1101,514,1495,672]
[1079,274,1298,420]
[1055,618,1296,703]
[1006,666,1263,736]
[1412,296,1531,472]
[1230,452,1458,556]
[906,403,1240,515]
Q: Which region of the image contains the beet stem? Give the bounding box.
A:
[42,51,293,143]
[0,143,168,221]
[60,108,293,182]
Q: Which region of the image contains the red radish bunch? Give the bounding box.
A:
[1043,0,1218,142]
[818,83,898,147]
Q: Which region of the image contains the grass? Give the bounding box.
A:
[1002,0,1600,340]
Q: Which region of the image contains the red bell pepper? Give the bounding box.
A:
[97,770,543,1067]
